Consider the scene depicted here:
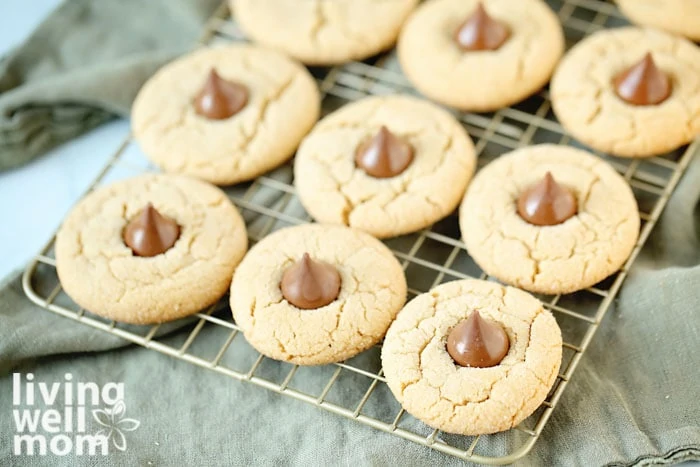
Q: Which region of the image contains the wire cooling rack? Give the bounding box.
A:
[22,0,700,464]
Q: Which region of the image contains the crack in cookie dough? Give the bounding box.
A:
[56,174,248,324]
[230,224,406,365]
[485,174,605,285]
[404,302,547,410]
[232,0,419,66]
[551,27,700,158]
[294,95,476,239]
[223,75,297,174]
[382,279,561,435]
[460,145,640,295]
[398,0,564,112]
[303,1,370,53]
[308,1,326,47]
[311,125,457,226]
[132,44,320,185]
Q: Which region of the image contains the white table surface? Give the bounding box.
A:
[1,3,697,465]
[0,0,130,282]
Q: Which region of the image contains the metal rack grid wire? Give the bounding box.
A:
[22,0,699,464]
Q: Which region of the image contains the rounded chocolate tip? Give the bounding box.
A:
[613,52,671,106]
[454,2,510,52]
[446,310,510,368]
[194,68,249,120]
[123,203,181,257]
[355,125,414,178]
[517,172,578,226]
[280,253,341,310]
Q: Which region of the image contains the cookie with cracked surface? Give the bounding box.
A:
[616,0,700,42]
[460,144,640,295]
[56,174,248,324]
[382,279,562,435]
[230,224,407,365]
[231,0,419,66]
[132,44,320,185]
[551,27,700,158]
[294,95,476,239]
[397,0,564,112]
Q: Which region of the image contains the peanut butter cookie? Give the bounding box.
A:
[294,95,476,239]
[132,44,320,185]
[551,27,700,158]
[616,0,700,42]
[230,224,406,365]
[232,0,419,65]
[382,279,562,435]
[398,0,564,112]
[460,145,640,295]
[56,174,248,324]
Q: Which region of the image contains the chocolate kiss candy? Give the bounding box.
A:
[123,204,181,257]
[355,126,414,178]
[280,253,341,310]
[447,310,510,368]
[614,53,671,106]
[454,2,510,51]
[194,68,249,119]
[517,172,577,226]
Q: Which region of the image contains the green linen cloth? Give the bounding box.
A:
[0,0,220,170]
[1,0,699,465]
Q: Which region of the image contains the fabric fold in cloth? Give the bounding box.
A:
[0,0,220,170]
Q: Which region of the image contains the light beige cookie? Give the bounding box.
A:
[56,174,248,324]
[132,44,320,185]
[294,95,476,239]
[230,224,407,365]
[398,0,564,112]
[382,279,562,435]
[551,27,700,158]
[616,0,700,42]
[232,0,419,66]
[459,144,640,295]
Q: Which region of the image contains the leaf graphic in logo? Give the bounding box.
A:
[111,400,126,419]
[92,408,113,429]
[118,418,140,432]
[112,429,127,452]
[91,400,140,452]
